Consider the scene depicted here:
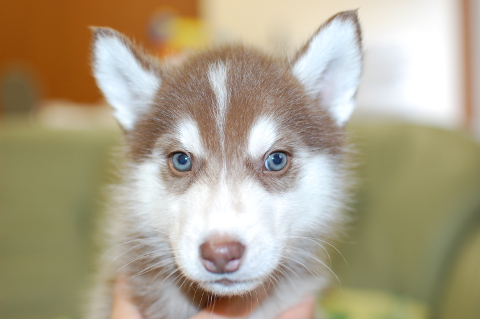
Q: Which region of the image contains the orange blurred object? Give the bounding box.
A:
[148,7,207,58]
[0,0,199,105]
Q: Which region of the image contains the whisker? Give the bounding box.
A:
[286,236,333,267]
[128,257,176,282]
[115,249,171,276]
[283,255,320,277]
[286,248,341,286]
[155,266,181,285]
[110,242,146,262]
[192,285,203,314]
[280,235,350,268]
[177,275,189,291]
[101,238,146,260]
[273,262,300,290]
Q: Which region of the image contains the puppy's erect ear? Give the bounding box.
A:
[91,28,161,131]
[292,11,362,126]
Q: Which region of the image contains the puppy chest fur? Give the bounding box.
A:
[88,10,362,319]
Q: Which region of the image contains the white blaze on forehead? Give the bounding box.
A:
[248,116,279,158]
[208,62,229,124]
[208,62,229,163]
[175,118,204,156]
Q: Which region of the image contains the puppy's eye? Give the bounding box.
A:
[264,152,288,171]
[170,152,192,172]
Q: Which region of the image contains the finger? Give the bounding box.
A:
[190,306,250,319]
[110,278,143,319]
[276,295,316,319]
[189,294,315,319]
[190,310,248,319]
[189,297,254,319]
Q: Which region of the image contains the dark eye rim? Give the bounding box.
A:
[263,150,291,174]
[168,151,192,175]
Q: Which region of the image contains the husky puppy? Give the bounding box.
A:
[87,10,362,319]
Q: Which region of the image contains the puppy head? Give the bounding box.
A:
[92,11,362,295]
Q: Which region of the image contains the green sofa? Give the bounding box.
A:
[1,117,480,319]
[333,123,480,319]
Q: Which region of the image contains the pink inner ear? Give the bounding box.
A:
[317,71,336,104]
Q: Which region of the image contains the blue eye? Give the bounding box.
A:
[264,152,288,171]
[171,152,192,172]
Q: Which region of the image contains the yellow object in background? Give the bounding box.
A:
[148,7,207,58]
[320,288,429,319]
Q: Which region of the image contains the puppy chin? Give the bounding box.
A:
[199,278,263,296]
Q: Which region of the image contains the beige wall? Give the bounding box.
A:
[201,0,463,128]
[471,0,480,138]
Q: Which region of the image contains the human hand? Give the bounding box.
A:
[110,278,315,319]
[190,294,315,319]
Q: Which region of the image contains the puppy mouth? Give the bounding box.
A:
[200,278,262,295]
[210,278,251,286]
[214,278,239,286]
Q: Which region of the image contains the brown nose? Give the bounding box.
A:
[200,239,245,274]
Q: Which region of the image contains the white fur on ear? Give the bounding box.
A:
[91,28,161,131]
[292,11,362,126]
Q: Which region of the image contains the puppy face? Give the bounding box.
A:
[92,11,362,296]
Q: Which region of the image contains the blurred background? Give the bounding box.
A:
[1,1,480,319]
[1,0,480,133]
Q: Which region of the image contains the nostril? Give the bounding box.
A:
[200,240,245,274]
